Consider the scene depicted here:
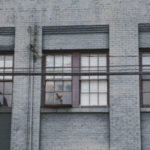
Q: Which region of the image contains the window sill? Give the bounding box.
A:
[41,107,109,113]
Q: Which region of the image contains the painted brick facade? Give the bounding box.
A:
[0,0,150,150]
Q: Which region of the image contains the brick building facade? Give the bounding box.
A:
[0,0,150,150]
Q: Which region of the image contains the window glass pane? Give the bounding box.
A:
[55,55,63,81]
[63,55,71,79]
[99,93,107,106]
[99,75,107,79]
[5,56,13,68]
[90,94,98,105]
[0,75,3,80]
[90,81,98,92]
[99,49,107,76]
[90,66,98,79]
[46,81,54,92]
[63,68,71,79]
[46,68,54,80]
[142,75,150,80]
[90,55,98,66]
[0,56,4,67]
[99,80,107,92]
[81,55,89,67]
[45,93,54,105]
[90,76,98,80]
[142,55,150,65]
[64,55,71,67]
[4,95,11,107]
[55,81,63,91]
[142,55,150,71]
[0,82,3,95]
[54,68,62,79]
[143,93,150,105]
[81,81,89,93]
[64,81,71,92]
[63,67,71,73]
[142,66,150,71]
[46,76,54,80]
[81,93,89,106]
[81,55,89,79]
[54,92,63,104]
[90,55,98,79]
[81,68,89,80]
[99,55,107,78]
[143,81,150,92]
[3,96,8,106]
[55,55,63,67]
[63,92,71,104]
[99,57,107,80]
[0,56,4,80]
[4,68,12,80]
[46,55,54,67]
[99,55,106,67]
[4,82,12,94]
[0,95,3,106]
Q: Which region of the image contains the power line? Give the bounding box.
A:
[1,64,149,69]
[0,71,149,76]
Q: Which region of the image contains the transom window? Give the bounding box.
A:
[141,53,150,107]
[0,54,13,108]
[43,51,108,107]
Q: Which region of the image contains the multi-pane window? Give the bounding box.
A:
[44,52,108,107]
[141,53,150,106]
[80,54,108,106]
[45,54,72,106]
[0,55,13,107]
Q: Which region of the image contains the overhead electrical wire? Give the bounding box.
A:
[0,70,150,76]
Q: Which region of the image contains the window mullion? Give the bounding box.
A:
[72,52,80,107]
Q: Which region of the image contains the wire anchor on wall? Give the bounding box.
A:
[29,25,40,62]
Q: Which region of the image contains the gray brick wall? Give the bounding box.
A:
[40,113,109,150]
[0,0,150,150]
[109,23,141,150]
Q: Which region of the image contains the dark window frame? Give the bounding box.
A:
[140,49,150,107]
[42,50,109,108]
[0,51,14,109]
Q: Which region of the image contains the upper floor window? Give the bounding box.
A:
[141,52,150,107]
[45,54,72,106]
[80,54,108,106]
[0,54,13,108]
[43,51,108,108]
